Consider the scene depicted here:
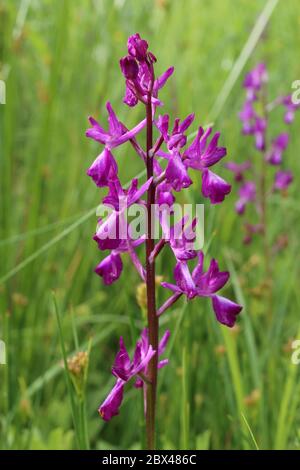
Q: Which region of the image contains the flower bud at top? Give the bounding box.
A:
[120,56,139,80]
[127,33,148,61]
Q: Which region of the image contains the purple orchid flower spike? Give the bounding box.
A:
[99,329,170,421]
[234,63,298,248]
[161,252,242,327]
[235,181,256,215]
[266,133,289,165]
[274,170,293,191]
[87,33,243,442]
[202,169,231,204]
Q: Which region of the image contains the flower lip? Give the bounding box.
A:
[202,169,231,204]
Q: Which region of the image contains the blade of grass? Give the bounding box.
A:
[241,412,259,450]
[52,292,81,449]
[208,0,279,120]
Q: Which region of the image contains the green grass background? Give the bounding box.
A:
[1,0,300,450]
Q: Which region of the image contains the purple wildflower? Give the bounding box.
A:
[86,33,243,433]
[243,63,268,101]
[266,133,289,165]
[156,181,175,207]
[161,252,242,327]
[274,170,293,191]
[86,102,146,186]
[281,95,300,124]
[165,151,192,191]
[95,252,123,285]
[99,329,169,421]
[183,127,227,169]
[224,161,251,182]
[234,63,298,245]
[235,181,256,215]
[156,113,195,151]
[159,215,198,261]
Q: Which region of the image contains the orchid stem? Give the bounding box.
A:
[145,90,159,450]
[261,91,272,317]
[139,372,152,385]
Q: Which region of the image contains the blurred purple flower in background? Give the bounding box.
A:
[229,63,298,247]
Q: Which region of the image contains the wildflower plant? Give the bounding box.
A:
[228,64,299,254]
[86,33,242,449]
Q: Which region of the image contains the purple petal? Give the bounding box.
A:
[127,177,153,205]
[115,118,146,147]
[111,337,131,380]
[86,117,109,144]
[120,55,139,80]
[106,101,123,137]
[158,359,169,369]
[87,148,118,187]
[274,170,293,190]
[155,66,174,91]
[93,212,124,251]
[165,152,192,191]
[158,330,170,356]
[156,182,175,207]
[127,33,148,61]
[202,169,231,204]
[184,126,204,161]
[123,83,138,107]
[131,345,156,377]
[95,252,123,285]
[212,295,242,328]
[161,281,182,294]
[174,262,196,299]
[191,251,204,283]
[179,113,195,132]
[225,161,251,182]
[155,114,169,140]
[197,259,229,295]
[99,378,124,421]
